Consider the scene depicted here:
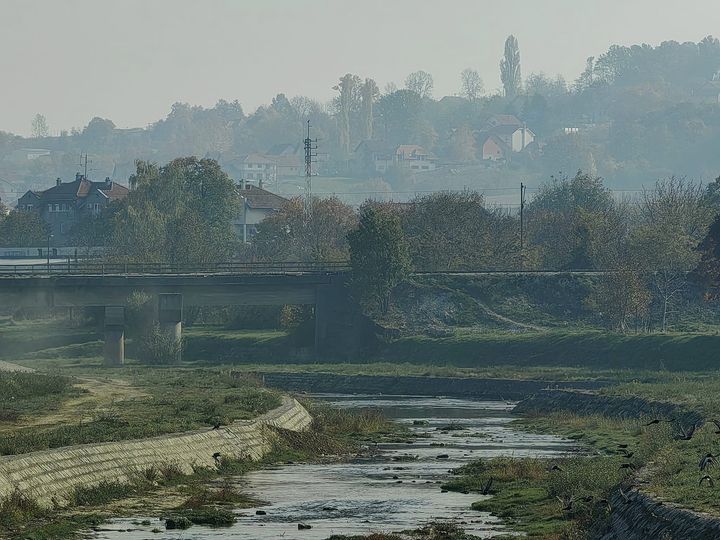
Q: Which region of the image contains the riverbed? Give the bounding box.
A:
[91,394,576,539]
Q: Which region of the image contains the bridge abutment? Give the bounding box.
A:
[103,306,125,366]
[158,293,183,362]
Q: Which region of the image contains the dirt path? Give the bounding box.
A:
[471,298,546,332]
[0,376,150,432]
[0,360,34,373]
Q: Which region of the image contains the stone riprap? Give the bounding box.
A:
[514,388,703,427]
[0,396,311,506]
[255,372,608,400]
[600,488,720,539]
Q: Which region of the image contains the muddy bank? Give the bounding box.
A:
[514,388,703,426]
[254,372,608,400]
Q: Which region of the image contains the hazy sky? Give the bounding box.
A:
[2,0,720,136]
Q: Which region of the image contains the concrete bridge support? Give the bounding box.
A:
[158,293,183,362]
[103,306,125,366]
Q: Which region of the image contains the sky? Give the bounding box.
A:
[1,0,720,136]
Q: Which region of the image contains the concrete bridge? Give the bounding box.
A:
[0,262,353,365]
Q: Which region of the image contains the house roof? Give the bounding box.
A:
[239,184,288,210]
[482,134,512,155]
[19,177,129,204]
[355,139,392,154]
[97,181,130,201]
[487,114,523,128]
[242,153,275,165]
[395,144,438,160]
[272,154,303,167]
[266,143,299,156]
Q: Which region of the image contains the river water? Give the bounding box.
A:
[91,394,575,539]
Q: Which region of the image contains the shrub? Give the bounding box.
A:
[72,481,135,506]
[137,323,183,365]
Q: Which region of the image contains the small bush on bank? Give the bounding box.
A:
[72,480,135,506]
[137,323,183,365]
[0,490,42,528]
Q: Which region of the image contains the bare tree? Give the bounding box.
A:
[500,35,522,99]
[405,70,434,99]
[31,113,49,138]
[460,68,484,101]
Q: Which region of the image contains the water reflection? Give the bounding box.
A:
[92,394,575,539]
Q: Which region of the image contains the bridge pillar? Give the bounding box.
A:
[103,306,125,366]
[158,293,183,362]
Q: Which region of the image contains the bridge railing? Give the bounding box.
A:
[0,260,351,276]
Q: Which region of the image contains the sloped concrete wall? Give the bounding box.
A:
[0,396,311,506]
[599,489,720,540]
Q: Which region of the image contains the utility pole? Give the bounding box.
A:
[303,120,318,222]
[520,182,526,269]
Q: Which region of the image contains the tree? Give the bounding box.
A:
[348,206,410,313]
[400,191,519,271]
[635,177,714,331]
[253,196,357,262]
[460,69,484,101]
[405,70,434,99]
[500,35,522,99]
[527,171,615,270]
[360,78,379,141]
[31,114,49,138]
[0,211,49,247]
[585,266,651,332]
[333,74,361,156]
[109,158,239,264]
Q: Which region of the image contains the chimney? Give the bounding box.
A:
[105,176,112,188]
[259,178,264,190]
[241,178,246,190]
[75,172,82,181]
[56,178,62,187]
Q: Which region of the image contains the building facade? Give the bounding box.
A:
[17,174,129,246]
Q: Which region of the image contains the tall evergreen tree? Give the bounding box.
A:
[500,35,522,99]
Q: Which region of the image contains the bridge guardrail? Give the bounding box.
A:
[0,261,352,276]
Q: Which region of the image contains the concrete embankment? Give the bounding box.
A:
[0,397,311,506]
[255,372,608,400]
[600,488,720,539]
[514,388,703,426]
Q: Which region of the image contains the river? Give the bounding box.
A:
[91,394,575,539]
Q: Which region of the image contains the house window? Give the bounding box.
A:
[54,204,59,212]
[421,165,429,170]
[411,165,419,170]
[26,204,33,211]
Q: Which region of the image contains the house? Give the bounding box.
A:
[238,153,277,183]
[478,115,535,160]
[16,173,129,246]
[354,140,395,173]
[481,135,512,161]
[394,145,438,171]
[354,141,438,173]
[234,181,288,242]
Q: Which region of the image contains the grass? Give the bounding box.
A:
[443,456,625,538]
[0,367,281,455]
[0,371,79,423]
[380,328,720,371]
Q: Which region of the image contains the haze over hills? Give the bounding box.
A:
[1,2,720,207]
